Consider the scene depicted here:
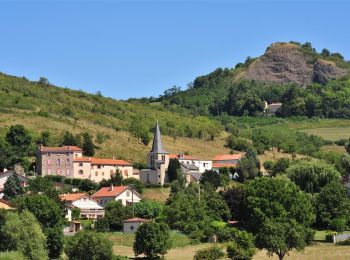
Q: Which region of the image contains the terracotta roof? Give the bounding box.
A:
[213,154,244,161]
[92,186,129,198]
[0,199,14,209]
[60,193,87,202]
[123,218,150,223]
[212,163,237,168]
[169,154,199,160]
[73,157,132,166]
[40,146,82,152]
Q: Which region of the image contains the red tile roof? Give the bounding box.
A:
[73,157,132,166]
[213,154,244,161]
[40,146,82,152]
[123,218,150,223]
[169,154,198,160]
[212,163,237,168]
[92,186,129,198]
[60,193,87,202]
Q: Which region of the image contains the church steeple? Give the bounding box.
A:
[150,120,167,154]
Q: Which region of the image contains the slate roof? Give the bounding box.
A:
[150,121,167,154]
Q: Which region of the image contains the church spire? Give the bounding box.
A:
[150,120,167,154]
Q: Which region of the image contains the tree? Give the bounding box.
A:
[99,172,123,188]
[242,177,315,233]
[65,231,113,260]
[121,177,144,194]
[14,194,64,258]
[61,131,79,146]
[82,132,95,156]
[242,177,315,260]
[133,222,172,258]
[167,158,181,182]
[104,201,132,231]
[321,48,331,57]
[95,217,110,232]
[134,200,163,219]
[287,161,341,193]
[227,230,256,260]
[222,185,243,220]
[165,189,210,234]
[316,181,350,228]
[3,174,24,200]
[194,246,224,260]
[27,176,60,202]
[200,170,222,188]
[237,149,260,181]
[0,210,48,260]
[204,189,231,221]
[37,130,51,146]
[256,219,310,260]
[5,125,32,153]
[72,208,81,220]
[140,131,151,146]
[272,158,290,175]
[38,77,49,85]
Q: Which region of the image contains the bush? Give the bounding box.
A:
[226,230,256,260]
[325,231,335,243]
[337,237,350,245]
[0,251,26,260]
[330,218,348,233]
[121,178,144,194]
[94,218,109,232]
[194,246,224,260]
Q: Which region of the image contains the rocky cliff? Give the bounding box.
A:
[239,43,348,86]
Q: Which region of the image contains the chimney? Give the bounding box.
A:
[113,156,115,160]
[110,184,114,191]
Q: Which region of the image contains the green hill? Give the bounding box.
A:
[0,73,229,163]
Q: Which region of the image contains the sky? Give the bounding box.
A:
[0,0,349,100]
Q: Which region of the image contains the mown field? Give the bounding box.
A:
[302,127,350,141]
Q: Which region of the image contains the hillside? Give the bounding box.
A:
[0,73,228,163]
[155,42,350,118]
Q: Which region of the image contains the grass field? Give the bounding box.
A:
[143,187,171,202]
[302,127,350,141]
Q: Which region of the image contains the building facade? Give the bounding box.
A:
[92,185,142,207]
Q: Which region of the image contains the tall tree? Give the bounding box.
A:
[104,201,132,231]
[82,132,95,156]
[167,158,181,182]
[5,125,32,152]
[61,131,78,146]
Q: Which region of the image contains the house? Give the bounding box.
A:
[36,145,134,183]
[73,157,134,182]
[212,154,244,170]
[123,218,150,233]
[180,163,202,184]
[169,154,212,173]
[60,193,104,221]
[0,170,30,199]
[264,101,282,115]
[92,185,142,207]
[0,199,14,210]
[140,121,170,185]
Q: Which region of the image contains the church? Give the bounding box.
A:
[139,121,170,185]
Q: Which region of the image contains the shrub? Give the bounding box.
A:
[226,230,256,260]
[325,231,335,243]
[337,237,350,245]
[194,246,224,260]
[94,218,110,232]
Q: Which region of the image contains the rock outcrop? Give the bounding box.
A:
[240,43,347,86]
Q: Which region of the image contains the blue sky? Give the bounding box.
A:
[0,0,349,99]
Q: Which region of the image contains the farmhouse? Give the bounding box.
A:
[212,154,244,170]
[92,185,142,207]
[60,193,104,221]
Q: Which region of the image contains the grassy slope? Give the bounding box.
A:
[0,73,229,163]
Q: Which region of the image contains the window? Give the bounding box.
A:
[126,191,130,197]
[66,169,70,175]
[56,159,60,165]
[130,225,135,230]
[98,165,103,169]
[47,159,51,165]
[66,159,70,165]
[102,172,104,176]
[95,172,98,176]
[162,155,165,161]
[124,170,128,176]
[57,169,61,175]
[66,152,69,156]
[79,170,84,175]
[79,163,83,167]
[47,169,51,175]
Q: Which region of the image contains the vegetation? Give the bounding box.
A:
[194,246,225,260]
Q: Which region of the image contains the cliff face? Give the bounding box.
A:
[240,43,347,86]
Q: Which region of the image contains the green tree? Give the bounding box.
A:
[95,217,110,232]
[3,174,24,200]
[61,131,79,146]
[72,208,81,220]
[133,222,172,258]
[167,158,181,182]
[204,189,231,221]
[194,246,225,260]
[272,158,290,175]
[65,231,113,260]
[37,130,51,146]
[82,132,95,156]
[134,200,163,219]
[14,194,64,258]
[227,230,256,260]
[5,125,32,153]
[256,219,311,260]
[105,201,132,231]
[222,185,243,220]
[287,161,341,193]
[27,176,60,202]
[316,181,350,228]
[0,210,48,260]
[165,189,210,234]
[200,170,222,188]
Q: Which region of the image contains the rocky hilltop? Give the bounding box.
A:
[239,43,348,86]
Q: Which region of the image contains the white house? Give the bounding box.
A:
[92,185,142,207]
[123,218,150,233]
[60,193,104,221]
[169,154,212,174]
